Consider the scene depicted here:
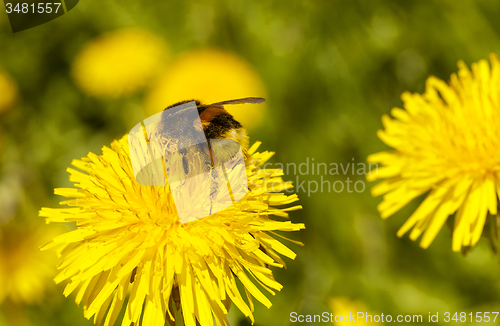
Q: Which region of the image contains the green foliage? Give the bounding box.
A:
[1,0,500,325]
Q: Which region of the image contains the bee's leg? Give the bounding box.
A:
[182,156,190,175]
[209,167,218,215]
[178,148,190,175]
[204,140,224,216]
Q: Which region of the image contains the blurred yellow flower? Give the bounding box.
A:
[0,223,58,305]
[329,297,380,325]
[0,67,18,113]
[368,53,500,251]
[40,136,303,326]
[146,48,267,129]
[72,28,168,98]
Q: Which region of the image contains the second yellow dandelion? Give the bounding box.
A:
[368,53,500,251]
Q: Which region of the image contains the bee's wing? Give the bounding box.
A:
[207,97,266,107]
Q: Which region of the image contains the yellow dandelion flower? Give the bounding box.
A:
[329,297,379,325]
[72,28,168,98]
[0,224,59,305]
[368,53,500,251]
[0,67,18,114]
[40,136,303,326]
[145,48,267,129]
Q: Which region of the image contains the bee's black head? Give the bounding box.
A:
[165,99,213,115]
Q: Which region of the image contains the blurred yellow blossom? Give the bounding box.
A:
[0,67,18,114]
[329,297,380,325]
[146,48,267,129]
[0,223,59,305]
[72,28,168,98]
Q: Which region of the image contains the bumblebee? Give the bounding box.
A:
[142,97,265,219]
[157,97,265,176]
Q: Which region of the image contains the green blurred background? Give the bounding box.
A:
[1,0,500,325]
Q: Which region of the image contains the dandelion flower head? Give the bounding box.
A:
[368,53,500,251]
[41,136,303,326]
